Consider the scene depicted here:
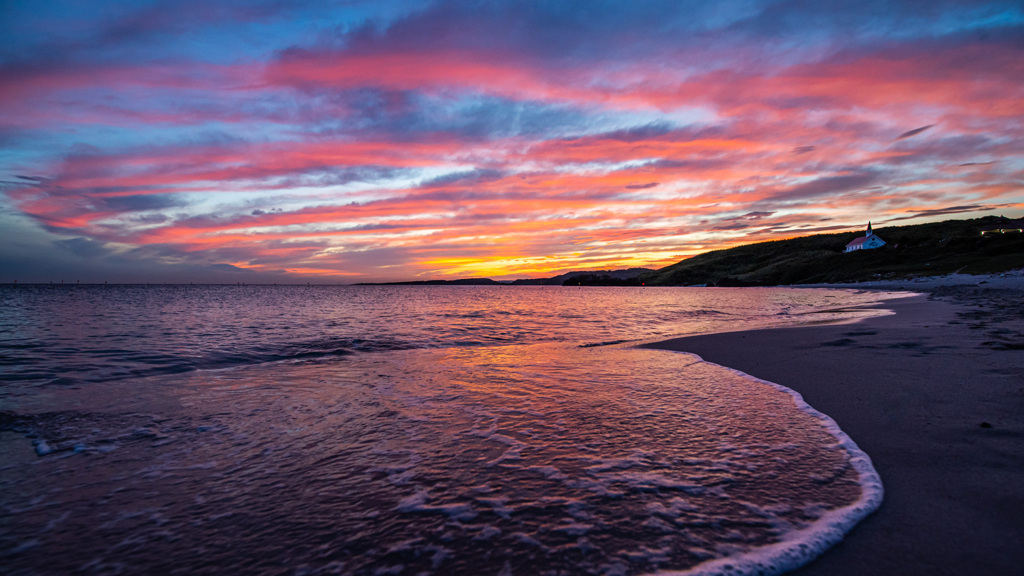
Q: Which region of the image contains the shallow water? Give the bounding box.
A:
[1,285,898,391]
[0,285,901,575]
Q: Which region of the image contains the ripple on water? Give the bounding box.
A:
[0,344,879,576]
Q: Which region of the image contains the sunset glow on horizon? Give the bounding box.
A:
[2,0,1023,283]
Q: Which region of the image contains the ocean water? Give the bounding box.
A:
[0,285,902,575]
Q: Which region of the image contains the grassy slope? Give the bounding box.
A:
[641,216,1024,286]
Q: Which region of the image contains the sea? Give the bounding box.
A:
[0,284,906,576]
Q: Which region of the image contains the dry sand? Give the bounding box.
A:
[642,274,1024,575]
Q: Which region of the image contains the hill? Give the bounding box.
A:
[357,278,502,286]
[510,268,652,285]
[640,216,1024,286]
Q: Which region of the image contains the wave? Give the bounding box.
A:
[578,339,632,348]
[657,357,884,576]
[0,336,420,388]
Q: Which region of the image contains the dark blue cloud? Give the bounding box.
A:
[887,134,1020,166]
[269,165,408,189]
[1,0,321,66]
[885,203,1015,222]
[710,211,777,231]
[297,89,595,142]
[98,194,187,212]
[896,124,935,140]
[54,237,112,259]
[770,172,880,202]
[599,123,677,143]
[321,0,1024,70]
[418,168,505,188]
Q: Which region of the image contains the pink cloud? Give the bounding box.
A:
[4,24,1023,280]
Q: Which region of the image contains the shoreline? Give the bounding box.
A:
[642,276,1024,575]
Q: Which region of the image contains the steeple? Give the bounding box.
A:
[866,221,873,237]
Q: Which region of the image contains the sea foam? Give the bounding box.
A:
[652,358,884,576]
[2,347,882,575]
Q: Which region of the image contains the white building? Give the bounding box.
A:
[845,222,886,253]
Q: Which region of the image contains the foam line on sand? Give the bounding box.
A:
[651,358,884,576]
[642,280,1024,575]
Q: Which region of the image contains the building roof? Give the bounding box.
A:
[847,222,886,248]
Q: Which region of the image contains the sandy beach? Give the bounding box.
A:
[643,273,1024,575]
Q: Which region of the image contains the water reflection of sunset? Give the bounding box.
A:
[1,284,895,574]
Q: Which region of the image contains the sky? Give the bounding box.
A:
[2,0,1023,283]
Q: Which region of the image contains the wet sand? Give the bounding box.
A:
[643,276,1024,575]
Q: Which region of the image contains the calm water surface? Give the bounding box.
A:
[0,285,902,575]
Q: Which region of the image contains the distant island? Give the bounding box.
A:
[359,216,1023,287]
[356,278,505,286]
[357,268,654,286]
[510,268,653,286]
